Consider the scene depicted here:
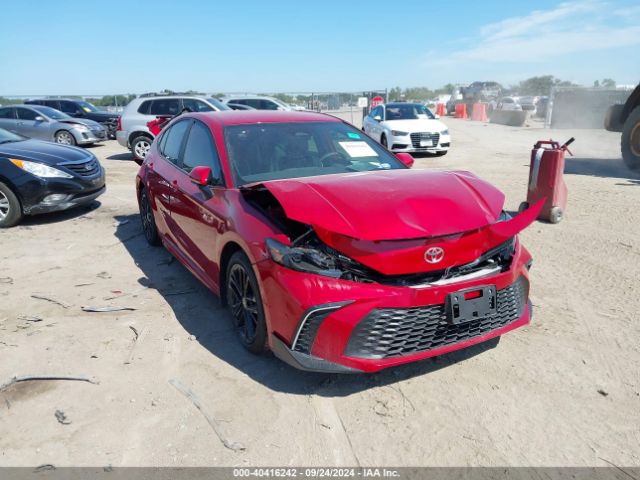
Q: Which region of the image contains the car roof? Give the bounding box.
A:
[28,98,79,102]
[187,110,341,127]
[384,102,423,107]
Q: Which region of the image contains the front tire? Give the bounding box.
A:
[381,133,388,148]
[0,182,23,228]
[55,130,77,146]
[226,252,268,354]
[621,105,640,171]
[139,189,160,246]
[131,135,152,164]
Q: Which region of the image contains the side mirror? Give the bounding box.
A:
[396,152,414,168]
[373,115,382,122]
[34,116,45,122]
[189,166,216,186]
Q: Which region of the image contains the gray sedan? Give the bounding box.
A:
[0,105,107,146]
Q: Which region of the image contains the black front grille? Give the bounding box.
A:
[344,277,528,359]
[410,132,440,149]
[63,158,101,177]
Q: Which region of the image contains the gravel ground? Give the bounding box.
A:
[0,117,639,467]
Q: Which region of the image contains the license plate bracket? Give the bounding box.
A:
[446,285,497,324]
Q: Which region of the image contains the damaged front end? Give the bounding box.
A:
[242,181,542,288]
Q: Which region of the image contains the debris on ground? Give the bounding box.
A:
[0,277,13,284]
[0,375,98,392]
[169,378,246,452]
[31,294,71,309]
[96,272,111,279]
[55,410,71,425]
[597,389,609,397]
[18,315,43,323]
[81,306,136,313]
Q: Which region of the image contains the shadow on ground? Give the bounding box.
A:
[114,214,499,397]
[107,152,134,161]
[19,201,101,227]
[564,157,640,180]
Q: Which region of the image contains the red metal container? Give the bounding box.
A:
[519,138,574,223]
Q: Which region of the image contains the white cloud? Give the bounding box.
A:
[431,1,640,65]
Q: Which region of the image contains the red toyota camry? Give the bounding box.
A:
[136,110,540,373]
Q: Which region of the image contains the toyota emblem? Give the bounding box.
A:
[424,246,444,264]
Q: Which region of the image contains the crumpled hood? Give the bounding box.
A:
[59,118,102,129]
[255,169,505,241]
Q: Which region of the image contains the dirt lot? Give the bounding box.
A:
[1,118,639,467]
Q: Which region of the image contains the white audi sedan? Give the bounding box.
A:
[362,102,450,156]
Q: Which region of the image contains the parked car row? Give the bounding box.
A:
[0,98,539,376]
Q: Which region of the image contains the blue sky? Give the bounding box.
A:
[1,0,638,95]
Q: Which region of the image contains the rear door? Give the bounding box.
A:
[146,119,191,246]
[169,119,226,290]
[0,107,17,133]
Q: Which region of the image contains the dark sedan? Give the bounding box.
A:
[0,128,105,227]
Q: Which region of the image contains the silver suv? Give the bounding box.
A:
[116,95,229,162]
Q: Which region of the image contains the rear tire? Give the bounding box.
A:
[621,106,640,171]
[131,135,152,164]
[0,182,23,228]
[225,251,268,354]
[139,189,160,246]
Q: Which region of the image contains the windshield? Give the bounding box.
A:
[76,101,99,113]
[225,122,406,186]
[31,105,71,120]
[0,127,25,144]
[207,98,231,111]
[385,104,435,120]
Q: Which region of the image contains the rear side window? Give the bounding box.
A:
[59,101,78,113]
[0,107,15,119]
[150,99,180,116]
[161,120,190,163]
[182,99,213,112]
[16,108,38,120]
[44,100,58,108]
[181,120,222,181]
[137,100,151,114]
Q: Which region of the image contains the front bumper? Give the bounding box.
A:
[19,172,106,215]
[259,242,531,373]
[389,132,451,153]
[73,128,107,145]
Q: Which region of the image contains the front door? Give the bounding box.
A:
[15,107,51,140]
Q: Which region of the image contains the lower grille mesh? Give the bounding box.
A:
[344,277,528,359]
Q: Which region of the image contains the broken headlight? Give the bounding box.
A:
[266,238,343,278]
